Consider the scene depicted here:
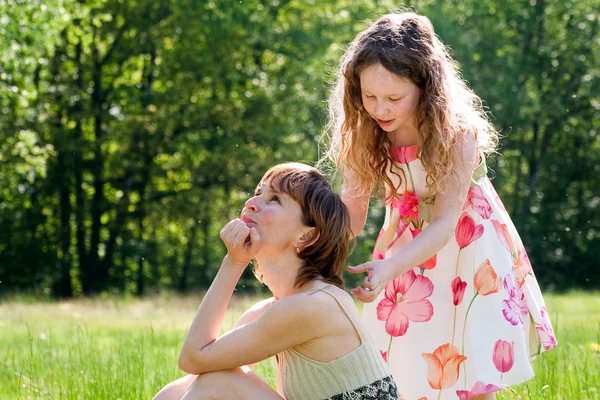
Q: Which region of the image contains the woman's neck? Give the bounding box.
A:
[256,253,324,299]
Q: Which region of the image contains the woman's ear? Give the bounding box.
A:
[296,227,320,250]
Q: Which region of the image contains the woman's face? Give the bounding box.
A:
[241,180,309,254]
[359,63,421,136]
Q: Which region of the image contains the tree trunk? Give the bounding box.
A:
[84,42,107,294]
[180,220,199,293]
[55,152,74,297]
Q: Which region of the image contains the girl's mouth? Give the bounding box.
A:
[377,119,394,127]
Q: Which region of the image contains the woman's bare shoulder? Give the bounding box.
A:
[236,297,275,327]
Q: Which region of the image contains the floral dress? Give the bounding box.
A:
[362,144,557,400]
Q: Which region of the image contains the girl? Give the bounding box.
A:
[153,163,399,400]
[325,12,557,400]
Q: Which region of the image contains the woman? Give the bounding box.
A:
[153,162,399,400]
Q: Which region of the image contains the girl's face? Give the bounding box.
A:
[359,63,421,138]
[241,180,310,254]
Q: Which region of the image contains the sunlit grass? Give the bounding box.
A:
[1,291,598,399]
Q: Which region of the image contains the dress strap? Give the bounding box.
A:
[471,149,488,185]
[306,286,364,344]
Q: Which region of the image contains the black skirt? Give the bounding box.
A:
[327,376,400,400]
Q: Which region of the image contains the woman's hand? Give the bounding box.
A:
[220,219,261,268]
[348,259,395,303]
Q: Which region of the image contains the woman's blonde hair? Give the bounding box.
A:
[324,12,498,198]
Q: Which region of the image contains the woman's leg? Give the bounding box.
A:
[181,366,282,400]
[153,374,197,400]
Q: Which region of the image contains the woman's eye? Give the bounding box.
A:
[390,98,401,102]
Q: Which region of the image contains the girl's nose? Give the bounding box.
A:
[375,102,388,116]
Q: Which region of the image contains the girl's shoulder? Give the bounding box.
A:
[450,128,479,165]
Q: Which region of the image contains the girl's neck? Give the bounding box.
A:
[389,125,419,147]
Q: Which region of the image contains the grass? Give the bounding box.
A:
[1,291,599,399]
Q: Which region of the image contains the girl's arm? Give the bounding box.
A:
[350,133,478,302]
[341,177,371,236]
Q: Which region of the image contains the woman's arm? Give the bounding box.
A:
[177,219,326,375]
[177,255,248,373]
[178,288,325,375]
[233,297,275,370]
[350,133,478,302]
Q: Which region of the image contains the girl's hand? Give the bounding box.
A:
[220,219,261,267]
[348,259,394,303]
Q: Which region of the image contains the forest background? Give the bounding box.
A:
[1,0,599,298]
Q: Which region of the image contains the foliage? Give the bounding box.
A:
[0,0,598,296]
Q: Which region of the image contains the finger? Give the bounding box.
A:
[220,220,238,239]
[363,275,376,291]
[229,222,249,244]
[347,264,369,274]
[350,286,378,303]
[222,220,248,245]
[248,227,260,249]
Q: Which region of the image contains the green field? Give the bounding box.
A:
[1,292,599,399]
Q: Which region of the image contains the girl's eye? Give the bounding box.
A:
[390,98,401,102]
[270,195,281,203]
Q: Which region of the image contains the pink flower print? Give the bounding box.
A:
[392,191,420,220]
[455,212,484,249]
[464,186,492,219]
[456,381,503,399]
[380,350,388,362]
[492,339,515,373]
[537,307,558,351]
[376,270,434,337]
[419,255,437,270]
[491,219,513,254]
[486,178,506,211]
[392,144,418,163]
[513,243,533,286]
[451,277,467,306]
[502,275,528,326]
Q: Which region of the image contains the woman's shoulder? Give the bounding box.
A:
[236,297,276,327]
[273,286,353,320]
[298,286,361,324]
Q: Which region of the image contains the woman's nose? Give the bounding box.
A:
[245,197,258,212]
